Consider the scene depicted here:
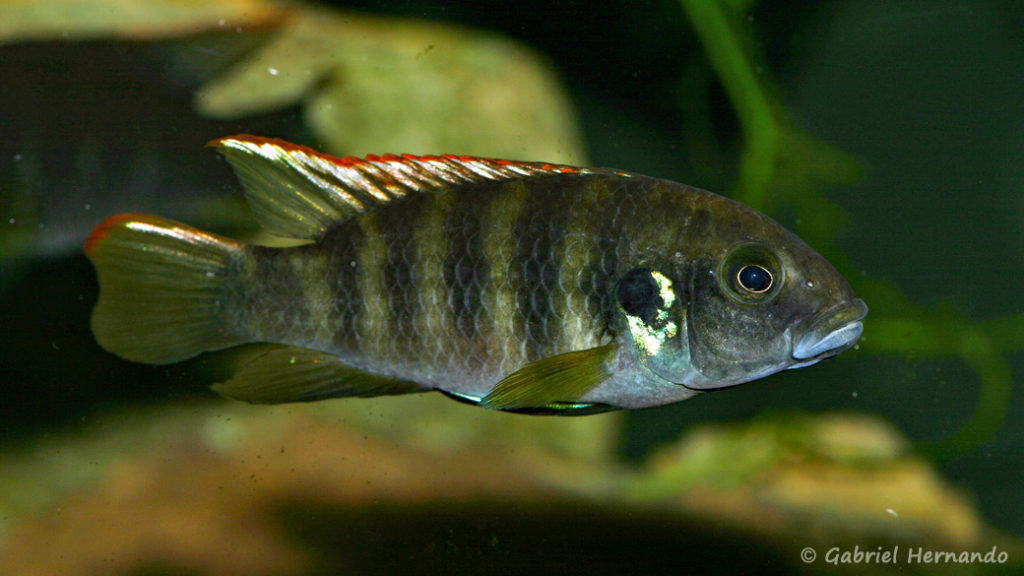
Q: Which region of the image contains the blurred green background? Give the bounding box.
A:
[1,0,1022,573]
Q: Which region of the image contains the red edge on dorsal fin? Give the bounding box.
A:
[209,135,438,169]
[208,135,592,177]
[207,134,326,158]
[85,213,150,256]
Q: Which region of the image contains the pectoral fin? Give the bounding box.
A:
[212,345,424,404]
[480,343,617,411]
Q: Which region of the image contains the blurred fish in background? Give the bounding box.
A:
[0,6,291,271]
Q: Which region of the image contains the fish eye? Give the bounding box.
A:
[735,264,772,293]
[616,268,663,325]
[720,245,782,303]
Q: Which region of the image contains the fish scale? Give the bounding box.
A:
[234,177,614,386]
[481,181,530,374]
[412,192,457,377]
[84,135,867,414]
[444,200,489,367]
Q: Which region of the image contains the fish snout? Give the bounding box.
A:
[790,298,868,368]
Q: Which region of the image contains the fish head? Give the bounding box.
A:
[682,200,867,389]
[615,194,866,390]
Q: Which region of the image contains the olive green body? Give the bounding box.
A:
[86,136,866,413]
[223,173,846,407]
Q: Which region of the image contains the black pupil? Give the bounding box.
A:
[617,268,663,324]
[737,265,772,292]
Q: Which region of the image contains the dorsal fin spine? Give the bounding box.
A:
[210,135,619,241]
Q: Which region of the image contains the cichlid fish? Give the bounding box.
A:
[86,135,867,415]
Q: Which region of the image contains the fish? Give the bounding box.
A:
[0,39,277,266]
[85,135,867,415]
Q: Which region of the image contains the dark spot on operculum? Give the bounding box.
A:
[617,268,663,325]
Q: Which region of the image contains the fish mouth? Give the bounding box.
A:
[789,298,868,368]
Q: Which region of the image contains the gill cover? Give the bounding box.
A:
[615,267,694,386]
[685,243,797,387]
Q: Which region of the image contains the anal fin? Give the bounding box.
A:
[212,345,424,404]
[479,343,617,412]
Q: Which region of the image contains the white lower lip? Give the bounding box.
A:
[793,321,864,361]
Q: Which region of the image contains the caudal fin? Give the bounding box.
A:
[85,213,246,364]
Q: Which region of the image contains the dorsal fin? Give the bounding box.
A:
[210,135,610,240]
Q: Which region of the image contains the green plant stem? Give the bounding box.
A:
[681,0,1017,458]
[679,0,779,211]
[938,329,1013,457]
[861,316,1012,457]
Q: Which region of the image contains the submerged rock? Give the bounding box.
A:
[0,400,1018,575]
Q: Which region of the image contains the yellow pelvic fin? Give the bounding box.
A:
[480,343,617,411]
[212,345,424,404]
